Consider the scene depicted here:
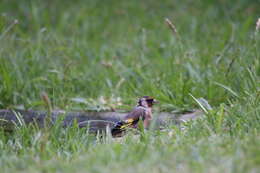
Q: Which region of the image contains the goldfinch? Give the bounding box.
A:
[111,96,158,137]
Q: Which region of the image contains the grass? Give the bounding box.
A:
[0,0,259,172]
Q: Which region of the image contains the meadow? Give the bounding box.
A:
[0,0,259,172]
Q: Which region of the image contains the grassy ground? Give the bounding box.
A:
[0,0,259,172]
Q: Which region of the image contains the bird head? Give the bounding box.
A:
[138,96,158,108]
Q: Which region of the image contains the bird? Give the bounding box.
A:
[111,96,158,137]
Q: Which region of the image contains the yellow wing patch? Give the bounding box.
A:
[125,118,134,123]
[119,118,134,129]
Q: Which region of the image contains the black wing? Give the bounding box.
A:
[111,107,146,137]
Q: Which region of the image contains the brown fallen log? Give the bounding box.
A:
[0,109,203,132]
